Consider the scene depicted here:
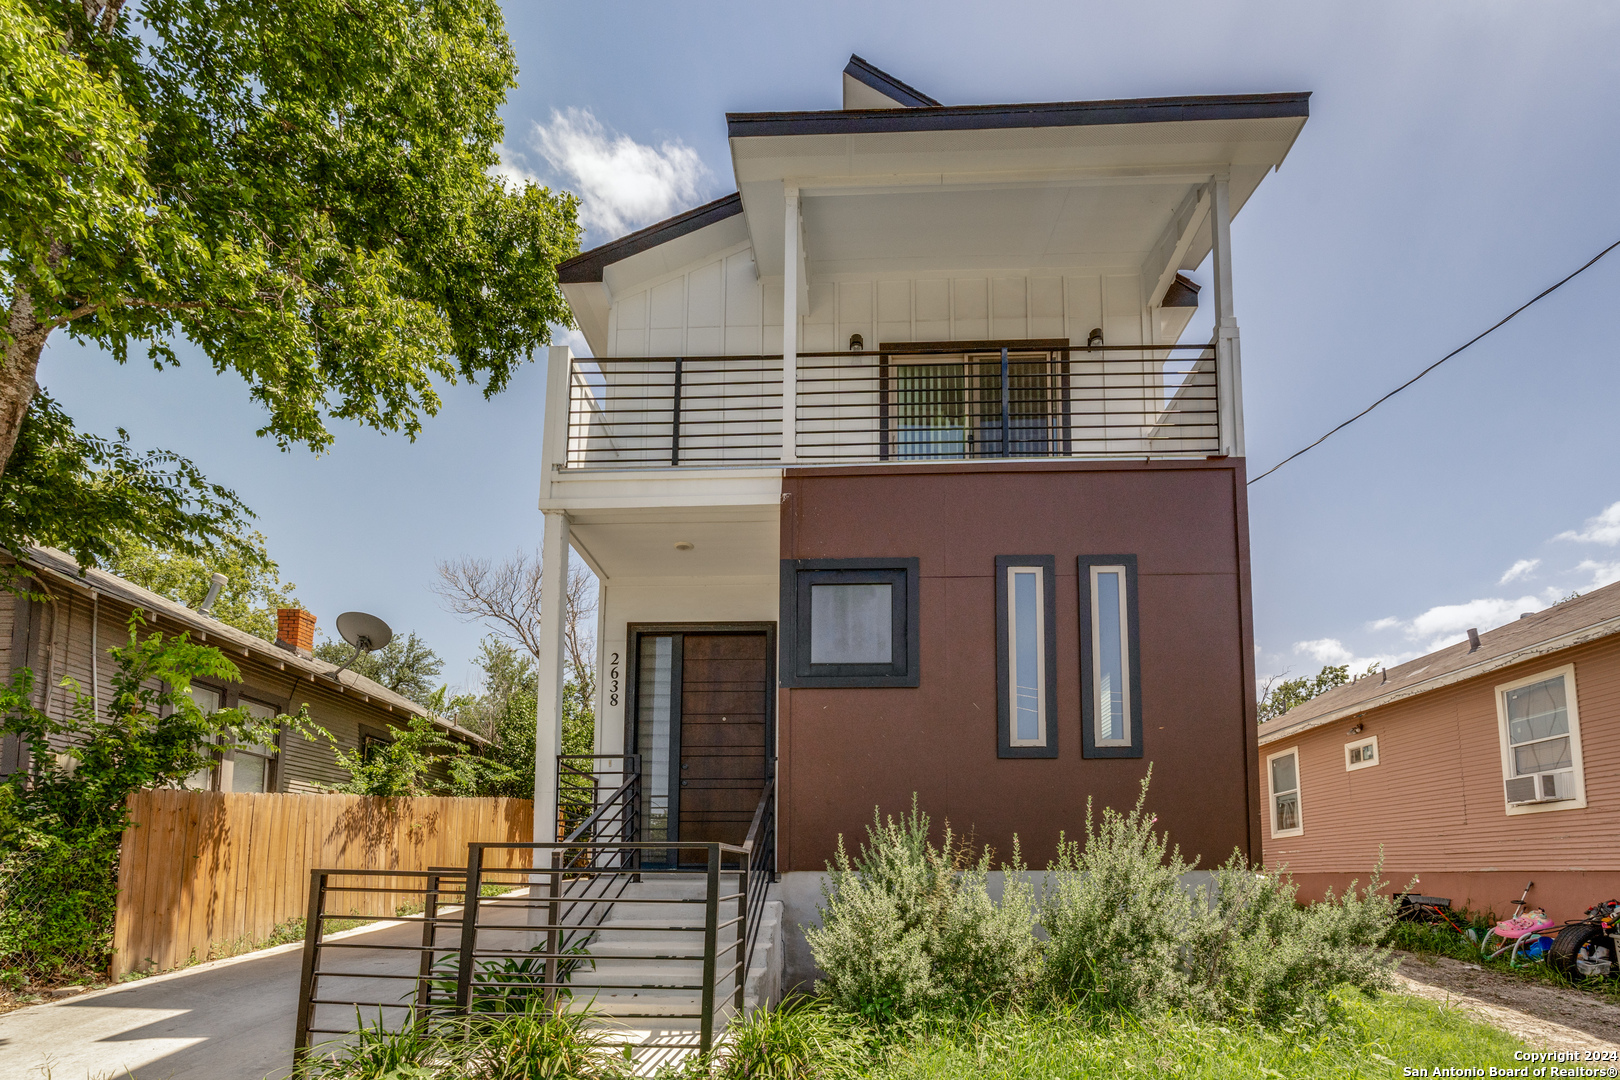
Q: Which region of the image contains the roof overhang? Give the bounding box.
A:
[1257,613,1620,747]
[558,194,748,352]
[842,54,941,109]
[727,93,1308,281]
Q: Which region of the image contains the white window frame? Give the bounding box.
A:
[1344,735,1379,772]
[1266,746,1303,838]
[182,683,224,791]
[1006,563,1048,748]
[1496,664,1587,816]
[1089,564,1133,748]
[225,698,280,793]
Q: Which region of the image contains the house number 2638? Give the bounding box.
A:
[608,653,620,707]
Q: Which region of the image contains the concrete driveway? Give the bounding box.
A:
[0,917,426,1080]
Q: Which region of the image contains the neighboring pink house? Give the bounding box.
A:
[1259,581,1620,921]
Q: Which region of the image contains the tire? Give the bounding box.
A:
[1549,922,1608,979]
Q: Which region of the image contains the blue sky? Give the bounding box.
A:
[39,0,1620,693]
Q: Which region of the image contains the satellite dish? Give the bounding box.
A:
[330,611,393,675]
[337,611,393,652]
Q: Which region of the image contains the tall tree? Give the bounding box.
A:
[1258,663,1381,723]
[0,391,259,570]
[434,552,598,793]
[1,0,579,480]
[433,551,597,686]
[109,531,298,641]
[313,631,443,706]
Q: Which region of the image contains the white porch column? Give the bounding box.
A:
[781,186,799,463]
[1209,176,1245,458]
[532,508,572,845]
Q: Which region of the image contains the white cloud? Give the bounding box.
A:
[1499,558,1540,584]
[1556,501,1620,546]
[1367,616,1401,631]
[488,142,543,191]
[529,107,712,239]
[1290,638,1409,673]
[1575,559,1620,589]
[1404,594,1541,651]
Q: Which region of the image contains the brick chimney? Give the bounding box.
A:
[276,608,316,656]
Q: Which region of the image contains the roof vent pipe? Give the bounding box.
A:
[198,572,228,615]
[1466,627,1481,652]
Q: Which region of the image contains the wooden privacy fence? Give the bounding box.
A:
[111,790,534,978]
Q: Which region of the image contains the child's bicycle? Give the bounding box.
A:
[1477,881,1557,967]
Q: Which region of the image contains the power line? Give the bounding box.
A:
[1248,236,1620,485]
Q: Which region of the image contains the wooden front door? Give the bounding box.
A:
[629,626,773,861]
[677,633,770,847]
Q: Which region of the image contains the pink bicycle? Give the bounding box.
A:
[1478,881,1556,966]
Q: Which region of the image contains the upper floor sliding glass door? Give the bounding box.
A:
[884,348,1069,460]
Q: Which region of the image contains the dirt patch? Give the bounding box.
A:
[1394,950,1620,1052]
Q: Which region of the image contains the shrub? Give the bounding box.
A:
[1182,854,1397,1024]
[715,996,868,1080]
[464,1001,629,1080]
[0,617,300,981]
[296,1001,629,1080]
[1039,768,1196,1013]
[806,798,1039,1019]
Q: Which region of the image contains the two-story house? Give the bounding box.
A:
[529,57,1309,984]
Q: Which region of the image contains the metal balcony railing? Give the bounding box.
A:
[564,343,1219,469]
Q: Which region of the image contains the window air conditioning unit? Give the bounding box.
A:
[1505,770,1575,805]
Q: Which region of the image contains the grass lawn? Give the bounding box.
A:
[850,993,1525,1079]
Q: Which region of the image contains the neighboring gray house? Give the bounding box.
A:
[0,545,485,791]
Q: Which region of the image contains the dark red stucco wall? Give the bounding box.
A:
[777,459,1260,872]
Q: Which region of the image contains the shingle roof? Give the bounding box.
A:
[1257,579,1620,746]
[20,545,487,745]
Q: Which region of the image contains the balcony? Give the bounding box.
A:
[563,342,1221,470]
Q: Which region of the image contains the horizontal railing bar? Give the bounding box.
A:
[311,971,435,981]
[465,951,708,962]
[470,842,751,852]
[472,922,708,932]
[315,942,468,952]
[576,345,1212,362]
[469,981,709,992]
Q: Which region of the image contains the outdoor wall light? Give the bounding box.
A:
[1087,328,1104,349]
[849,333,864,352]
[673,541,694,551]
[1349,723,1364,735]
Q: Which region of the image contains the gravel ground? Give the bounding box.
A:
[1393,950,1620,1053]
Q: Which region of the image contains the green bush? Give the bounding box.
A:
[295,1000,629,1080]
[1039,769,1197,1013]
[1183,855,1397,1024]
[0,615,303,981]
[714,996,868,1080]
[806,798,1039,1019]
[0,840,118,979]
[810,777,1397,1030]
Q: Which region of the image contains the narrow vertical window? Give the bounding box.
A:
[636,635,679,845]
[1010,566,1045,744]
[996,555,1057,757]
[1268,747,1303,837]
[1079,555,1143,758]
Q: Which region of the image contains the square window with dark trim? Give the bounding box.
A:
[1079,555,1143,758]
[997,555,1058,758]
[781,558,919,687]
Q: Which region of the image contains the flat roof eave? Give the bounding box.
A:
[727,92,1310,139]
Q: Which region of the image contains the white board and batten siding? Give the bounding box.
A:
[604,242,1160,357]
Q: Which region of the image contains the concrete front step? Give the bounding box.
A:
[566,895,783,1077]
